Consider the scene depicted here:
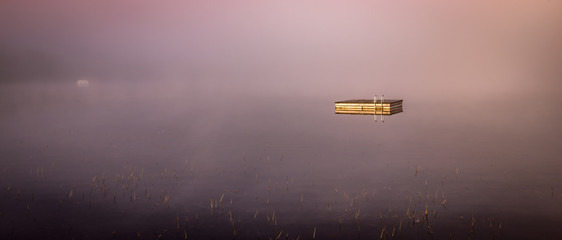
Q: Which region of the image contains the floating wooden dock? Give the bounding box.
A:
[335,99,403,115]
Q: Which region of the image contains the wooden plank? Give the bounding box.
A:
[335,108,403,115]
[335,99,402,104]
[335,99,402,108]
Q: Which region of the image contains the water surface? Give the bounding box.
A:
[1,81,561,239]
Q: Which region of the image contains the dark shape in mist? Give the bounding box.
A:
[0,49,63,83]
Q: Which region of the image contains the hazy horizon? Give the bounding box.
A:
[1,1,561,101]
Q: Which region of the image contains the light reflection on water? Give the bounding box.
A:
[0,82,561,239]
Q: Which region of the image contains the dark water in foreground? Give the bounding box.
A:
[1,82,562,239]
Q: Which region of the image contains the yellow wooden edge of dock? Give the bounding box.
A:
[334,99,403,115]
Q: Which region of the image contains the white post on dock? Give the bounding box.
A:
[374,95,377,122]
[381,95,385,122]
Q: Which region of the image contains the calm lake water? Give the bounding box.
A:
[1,81,561,239]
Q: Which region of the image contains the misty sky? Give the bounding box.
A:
[1,0,561,100]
